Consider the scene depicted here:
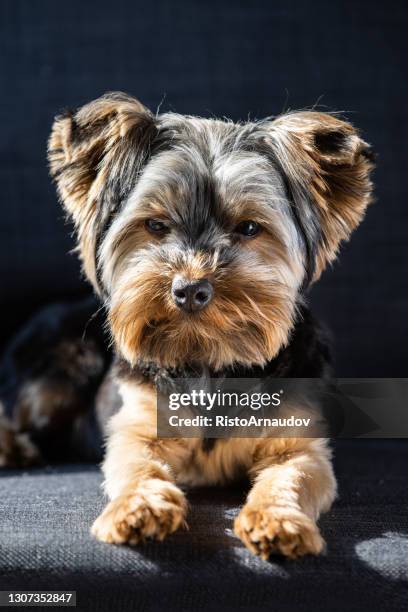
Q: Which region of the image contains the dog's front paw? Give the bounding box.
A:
[91,479,187,545]
[234,504,324,560]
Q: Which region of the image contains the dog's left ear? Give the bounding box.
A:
[265,112,375,281]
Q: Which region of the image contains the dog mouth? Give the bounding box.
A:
[141,312,205,339]
[110,267,298,369]
[145,319,164,328]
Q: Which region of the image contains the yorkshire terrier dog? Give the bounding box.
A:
[1,92,374,560]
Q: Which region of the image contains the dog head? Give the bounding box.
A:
[49,92,374,370]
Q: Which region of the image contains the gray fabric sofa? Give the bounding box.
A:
[1,440,407,611]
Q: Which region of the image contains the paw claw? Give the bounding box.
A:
[91,481,187,546]
[234,504,324,560]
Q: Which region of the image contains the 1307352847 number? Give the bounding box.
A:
[0,591,76,607]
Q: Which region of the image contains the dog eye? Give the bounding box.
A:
[234,220,260,237]
[145,219,169,234]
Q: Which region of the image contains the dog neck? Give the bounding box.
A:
[114,307,332,393]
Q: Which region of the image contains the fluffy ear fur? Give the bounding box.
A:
[265,112,374,281]
[48,92,156,290]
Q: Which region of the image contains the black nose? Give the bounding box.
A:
[172,277,214,312]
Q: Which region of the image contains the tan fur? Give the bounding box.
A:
[48,93,154,290]
[48,94,373,559]
[14,339,104,434]
[91,478,187,545]
[0,409,41,468]
[92,381,336,558]
[109,236,300,370]
[268,111,374,279]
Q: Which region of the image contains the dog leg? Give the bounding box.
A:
[91,382,187,545]
[234,438,336,559]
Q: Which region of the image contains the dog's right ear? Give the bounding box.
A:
[48,92,156,290]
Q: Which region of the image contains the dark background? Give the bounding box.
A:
[0,0,406,376]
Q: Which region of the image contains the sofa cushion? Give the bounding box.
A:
[0,440,407,612]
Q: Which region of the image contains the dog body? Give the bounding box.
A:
[97,377,335,559]
[19,91,372,559]
[90,305,336,558]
